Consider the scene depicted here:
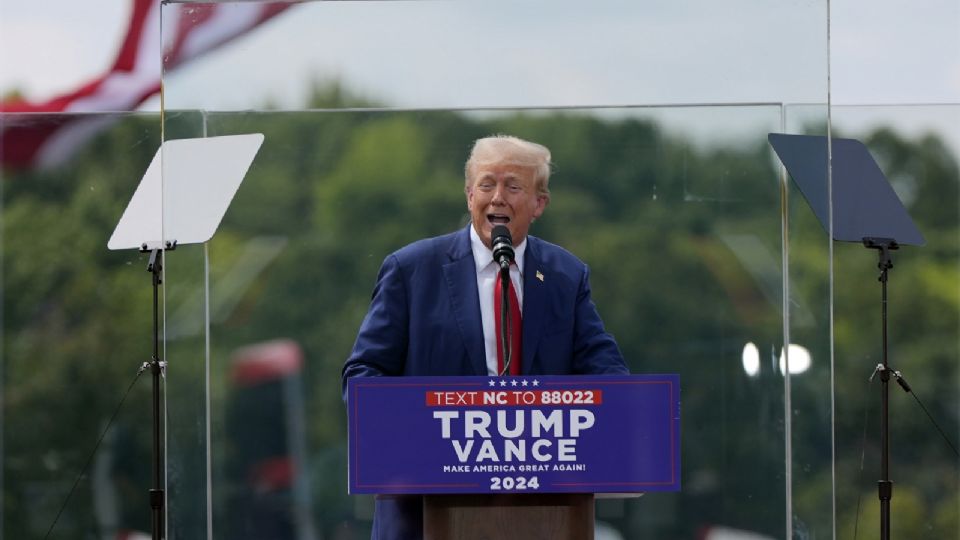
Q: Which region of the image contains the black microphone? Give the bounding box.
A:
[491,225,514,271]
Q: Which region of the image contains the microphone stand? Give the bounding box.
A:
[499,266,512,376]
[492,225,516,376]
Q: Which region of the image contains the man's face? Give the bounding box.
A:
[466,163,547,249]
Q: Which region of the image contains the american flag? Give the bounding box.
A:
[0,0,290,169]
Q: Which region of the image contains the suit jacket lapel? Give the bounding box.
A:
[522,238,547,374]
[443,226,487,375]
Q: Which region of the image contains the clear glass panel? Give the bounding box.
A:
[158,1,829,539]
[782,104,833,537]
[830,104,960,538]
[169,104,808,538]
[159,110,212,539]
[1,112,161,538]
[159,0,828,111]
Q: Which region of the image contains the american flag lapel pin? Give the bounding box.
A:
[536,270,544,282]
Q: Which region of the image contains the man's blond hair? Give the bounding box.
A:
[464,135,552,199]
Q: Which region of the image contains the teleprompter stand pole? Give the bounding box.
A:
[863,237,912,540]
[141,241,176,540]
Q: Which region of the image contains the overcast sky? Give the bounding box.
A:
[1,0,957,149]
[1,0,956,104]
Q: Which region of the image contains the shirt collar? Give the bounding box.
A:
[470,224,526,275]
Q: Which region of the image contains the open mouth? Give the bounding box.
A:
[487,214,510,225]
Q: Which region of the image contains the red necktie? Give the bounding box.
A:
[494,267,522,376]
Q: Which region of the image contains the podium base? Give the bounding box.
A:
[423,493,594,540]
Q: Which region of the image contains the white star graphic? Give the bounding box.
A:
[521,380,529,387]
[532,380,540,387]
[510,380,518,387]
[488,380,496,387]
[499,380,507,387]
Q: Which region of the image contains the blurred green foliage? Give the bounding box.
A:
[2,86,957,538]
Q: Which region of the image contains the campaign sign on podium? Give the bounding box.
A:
[347,374,680,495]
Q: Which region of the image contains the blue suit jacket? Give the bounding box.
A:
[342,225,627,539]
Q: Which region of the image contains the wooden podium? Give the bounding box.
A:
[423,493,594,540]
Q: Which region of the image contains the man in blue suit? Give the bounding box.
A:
[342,135,628,539]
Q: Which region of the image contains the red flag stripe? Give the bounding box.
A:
[111,0,156,73]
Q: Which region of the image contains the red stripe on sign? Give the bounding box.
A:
[426,389,603,406]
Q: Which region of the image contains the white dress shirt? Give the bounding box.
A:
[470,225,525,375]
